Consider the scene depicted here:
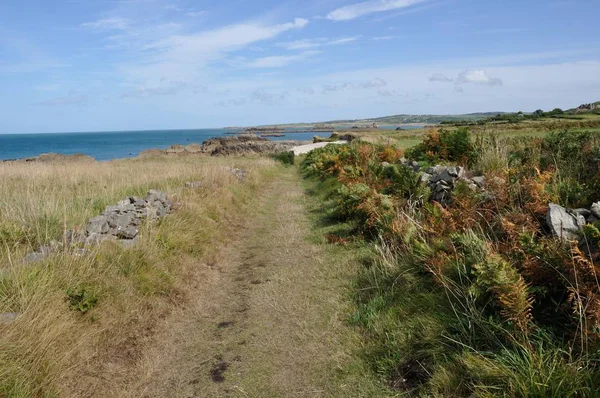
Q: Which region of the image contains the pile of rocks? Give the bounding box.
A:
[421,165,485,204]
[388,160,486,205]
[81,189,173,246]
[547,202,600,242]
[24,189,173,263]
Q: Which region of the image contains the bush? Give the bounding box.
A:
[272,150,295,165]
[66,287,98,314]
[406,127,477,166]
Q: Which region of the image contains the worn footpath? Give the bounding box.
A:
[115,167,387,397]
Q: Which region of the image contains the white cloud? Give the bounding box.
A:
[145,18,308,54]
[456,69,503,86]
[428,73,452,83]
[428,70,503,86]
[279,36,359,50]
[373,36,395,40]
[247,51,319,68]
[123,18,309,82]
[81,17,133,30]
[327,0,427,21]
[322,78,387,93]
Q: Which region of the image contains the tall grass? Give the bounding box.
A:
[302,132,600,396]
[0,155,276,396]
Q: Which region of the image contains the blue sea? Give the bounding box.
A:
[0,125,426,161]
[0,129,331,161]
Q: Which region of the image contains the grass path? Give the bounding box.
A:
[120,166,388,397]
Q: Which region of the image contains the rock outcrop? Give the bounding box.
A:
[201,135,305,156]
[143,135,308,158]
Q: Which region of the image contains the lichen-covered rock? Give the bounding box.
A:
[547,203,582,241]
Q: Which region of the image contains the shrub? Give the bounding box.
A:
[272,150,295,165]
[66,287,98,314]
[406,127,477,166]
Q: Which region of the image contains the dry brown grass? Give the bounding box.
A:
[0,155,277,397]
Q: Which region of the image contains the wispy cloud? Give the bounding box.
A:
[322,78,387,93]
[429,69,503,86]
[279,36,359,50]
[327,0,427,21]
[119,17,309,82]
[372,36,395,40]
[428,73,452,82]
[456,69,503,86]
[80,17,133,30]
[246,51,319,68]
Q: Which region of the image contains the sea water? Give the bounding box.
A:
[0,129,330,161]
[0,125,426,161]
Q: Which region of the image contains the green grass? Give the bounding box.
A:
[300,135,600,396]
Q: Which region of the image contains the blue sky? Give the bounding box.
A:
[1,0,599,133]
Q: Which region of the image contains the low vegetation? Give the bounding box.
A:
[302,126,600,396]
[0,156,276,396]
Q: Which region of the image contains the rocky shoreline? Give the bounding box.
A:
[2,134,307,163]
[140,134,308,157]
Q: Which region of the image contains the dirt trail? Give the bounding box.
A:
[120,167,384,397]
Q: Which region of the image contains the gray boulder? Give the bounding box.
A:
[571,208,592,218]
[85,233,117,246]
[547,203,583,241]
[86,216,109,235]
[431,168,456,184]
[420,173,432,183]
[121,236,140,248]
[117,226,139,240]
[64,229,86,246]
[107,213,134,230]
[471,176,486,188]
[591,202,600,219]
[146,189,168,203]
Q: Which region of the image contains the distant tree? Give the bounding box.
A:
[551,108,564,114]
[534,109,544,117]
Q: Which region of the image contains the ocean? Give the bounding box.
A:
[0,125,425,161]
[0,129,331,161]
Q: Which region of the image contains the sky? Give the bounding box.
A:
[1,0,599,133]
